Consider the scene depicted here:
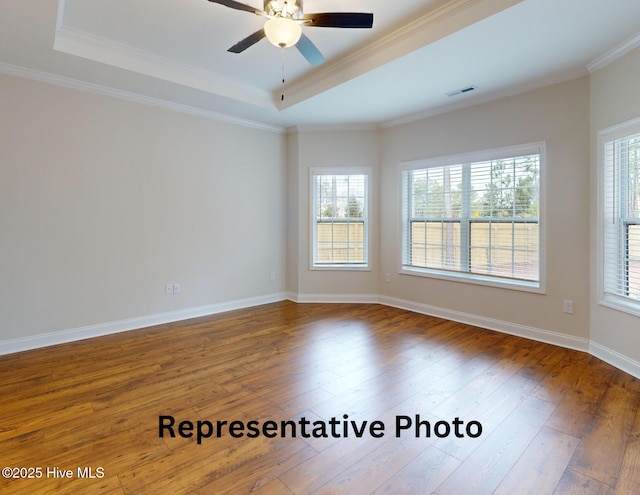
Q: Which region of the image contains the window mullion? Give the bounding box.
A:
[405,171,412,266]
[511,158,516,279]
[461,164,471,272]
[331,176,337,264]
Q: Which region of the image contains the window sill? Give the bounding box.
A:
[400,266,544,294]
[599,294,640,318]
[312,264,370,271]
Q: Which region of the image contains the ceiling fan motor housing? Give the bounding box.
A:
[264,0,302,18]
[212,0,371,65]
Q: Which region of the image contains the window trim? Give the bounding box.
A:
[399,142,546,294]
[597,117,640,318]
[310,167,371,271]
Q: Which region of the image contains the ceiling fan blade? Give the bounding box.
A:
[301,12,373,29]
[228,29,266,53]
[296,33,325,66]
[207,0,266,16]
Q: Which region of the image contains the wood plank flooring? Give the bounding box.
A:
[1,301,639,494]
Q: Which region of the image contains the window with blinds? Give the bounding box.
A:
[600,122,640,314]
[311,170,369,269]
[400,144,544,291]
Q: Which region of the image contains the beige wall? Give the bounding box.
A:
[3,53,639,373]
[0,74,286,344]
[287,128,380,299]
[379,78,591,339]
[285,129,300,296]
[285,79,594,346]
[590,45,640,365]
[283,69,639,374]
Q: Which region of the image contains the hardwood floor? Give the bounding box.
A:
[1,301,639,494]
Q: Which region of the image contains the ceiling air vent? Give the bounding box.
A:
[445,85,478,97]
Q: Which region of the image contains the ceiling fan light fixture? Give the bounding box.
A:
[264,17,302,48]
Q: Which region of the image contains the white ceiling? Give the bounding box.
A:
[2,0,640,130]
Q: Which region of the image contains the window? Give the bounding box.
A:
[311,169,369,269]
[401,143,544,291]
[599,119,640,316]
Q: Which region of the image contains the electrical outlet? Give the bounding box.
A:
[385,273,391,283]
[165,283,174,295]
[270,271,276,281]
[173,283,181,294]
[563,300,573,314]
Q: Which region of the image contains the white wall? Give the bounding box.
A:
[287,128,380,300]
[589,45,640,368]
[0,74,286,349]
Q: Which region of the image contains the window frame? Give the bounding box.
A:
[399,142,546,293]
[310,167,371,271]
[598,117,640,317]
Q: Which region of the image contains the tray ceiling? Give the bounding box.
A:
[2,0,640,129]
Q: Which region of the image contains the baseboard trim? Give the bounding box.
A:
[379,295,591,353]
[289,293,380,304]
[0,292,288,355]
[3,292,638,379]
[381,295,639,378]
[589,341,640,379]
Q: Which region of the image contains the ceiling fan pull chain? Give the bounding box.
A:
[281,46,286,101]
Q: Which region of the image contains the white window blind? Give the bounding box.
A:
[602,129,640,308]
[311,170,369,268]
[401,144,543,290]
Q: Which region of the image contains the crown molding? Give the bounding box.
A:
[289,124,380,133]
[587,30,640,74]
[0,62,284,133]
[53,25,276,110]
[278,0,525,110]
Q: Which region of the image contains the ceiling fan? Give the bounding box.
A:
[207,0,374,66]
